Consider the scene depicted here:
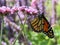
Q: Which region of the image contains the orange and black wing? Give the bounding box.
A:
[30,15,54,38]
[42,15,54,38]
[30,17,42,32]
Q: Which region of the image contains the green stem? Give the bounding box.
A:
[12,32,21,45]
[0,15,4,45]
[12,13,28,45]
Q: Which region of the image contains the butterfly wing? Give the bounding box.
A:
[30,17,42,32]
[42,15,54,38]
[30,15,54,38]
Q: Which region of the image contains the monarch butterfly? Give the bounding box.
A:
[30,13,54,38]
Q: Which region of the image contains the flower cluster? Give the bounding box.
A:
[0,6,11,14]
[0,6,38,15]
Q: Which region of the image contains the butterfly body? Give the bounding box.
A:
[30,14,54,38]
